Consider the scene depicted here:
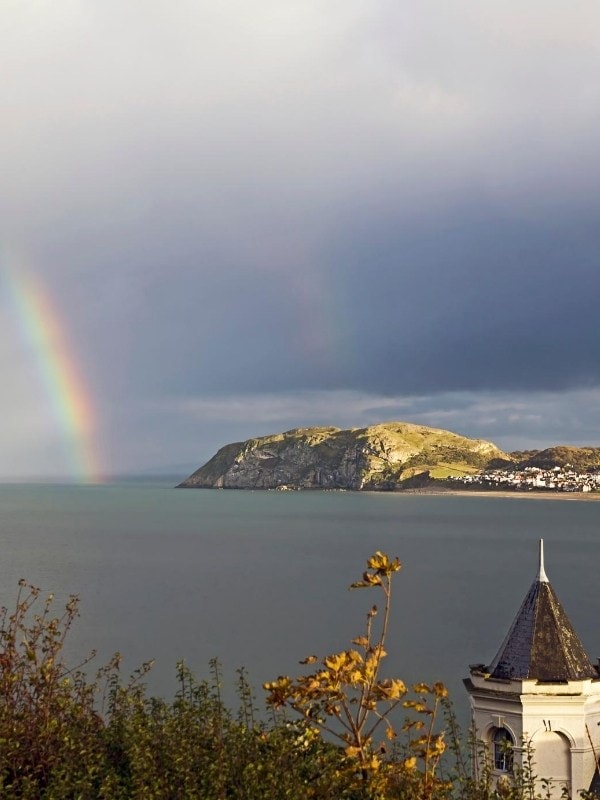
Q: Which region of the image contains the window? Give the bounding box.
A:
[493,727,514,772]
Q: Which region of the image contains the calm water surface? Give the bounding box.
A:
[1,482,599,727]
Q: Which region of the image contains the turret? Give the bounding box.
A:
[464,540,600,798]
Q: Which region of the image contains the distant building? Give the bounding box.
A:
[464,541,600,798]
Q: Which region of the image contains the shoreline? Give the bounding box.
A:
[399,488,600,501]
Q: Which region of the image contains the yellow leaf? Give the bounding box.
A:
[324,653,346,672]
[366,552,401,575]
[346,649,363,664]
[389,678,406,697]
[389,557,401,573]
[362,571,382,585]
[403,757,417,770]
[413,682,431,694]
[410,721,425,731]
[367,552,389,570]
[433,681,448,698]
[375,678,406,699]
[368,755,381,771]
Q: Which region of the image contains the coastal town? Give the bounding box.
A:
[447,465,600,493]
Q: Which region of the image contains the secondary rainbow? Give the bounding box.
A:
[4,268,103,483]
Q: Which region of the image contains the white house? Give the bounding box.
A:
[464,541,600,798]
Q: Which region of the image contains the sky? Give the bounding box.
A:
[1,0,600,481]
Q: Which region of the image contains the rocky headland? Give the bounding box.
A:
[177,422,513,490]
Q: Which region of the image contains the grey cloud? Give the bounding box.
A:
[126,387,600,477]
[2,1,600,476]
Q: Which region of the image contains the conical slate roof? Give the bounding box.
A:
[487,541,597,681]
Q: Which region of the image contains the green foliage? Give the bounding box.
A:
[0,583,367,798]
[0,581,108,798]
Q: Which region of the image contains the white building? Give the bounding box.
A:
[464,541,600,798]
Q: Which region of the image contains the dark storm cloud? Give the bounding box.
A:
[86,192,600,400]
[322,200,600,395]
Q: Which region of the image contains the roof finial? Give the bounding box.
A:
[538,538,548,582]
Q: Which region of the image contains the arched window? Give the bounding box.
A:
[493,727,514,772]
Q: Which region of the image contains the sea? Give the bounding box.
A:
[1,480,599,730]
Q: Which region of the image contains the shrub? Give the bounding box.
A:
[0,581,108,797]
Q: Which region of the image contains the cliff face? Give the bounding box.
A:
[177,422,512,490]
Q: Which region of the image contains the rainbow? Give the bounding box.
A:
[4,268,103,483]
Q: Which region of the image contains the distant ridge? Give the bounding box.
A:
[177,422,512,490]
[511,446,600,471]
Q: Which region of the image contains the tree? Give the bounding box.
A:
[264,552,449,799]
